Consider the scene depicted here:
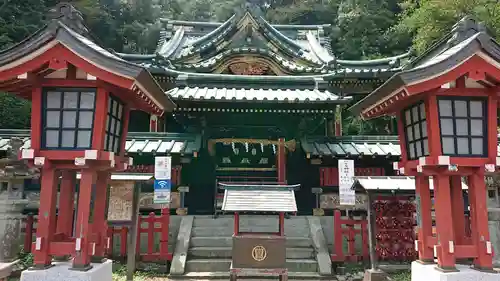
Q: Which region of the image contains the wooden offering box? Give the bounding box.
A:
[220,183,299,281]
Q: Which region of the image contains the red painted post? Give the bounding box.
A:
[106,228,114,257]
[119,105,130,157]
[279,212,285,236]
[72,169,97,269]
[332,210,344,261]
[147,213,155,257]
[415,175,434,262]
[57,170,76,238]
[361,220,369,260]
[24,214,34,253]
[450,176,466,245]
[120,227,128,257]
[160,208,170,259]
[136,216,142,256]
[33,166,58,268]
[468,172,493,269]
[277,138,286,184]
[234,212,240,236]
[433,174,456,270]
[347,220,355,258]
[91,88,109,150]
[92,171,111,258]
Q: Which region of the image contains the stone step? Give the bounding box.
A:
[188,247,315,259]
[193,216,308,228]
[185,259,318,273]
[190,237,312,248]
[171,271,332,280]
[192,227,310,237]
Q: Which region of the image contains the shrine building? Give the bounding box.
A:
[0,2,417,217]
[1,2,500,279]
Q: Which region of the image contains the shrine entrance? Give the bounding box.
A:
[207,138,294,216]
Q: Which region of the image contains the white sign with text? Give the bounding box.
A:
[338,159,355,205]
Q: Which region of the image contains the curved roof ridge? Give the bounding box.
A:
[306,31,335,64]
[159,18,331,31]
[157,66,334,80]
[258,16,304,52]
[180,47,328,74]
[337,52,411,66]
[190,14,236,48]
[114,53,156,60]
[158,26,185,58]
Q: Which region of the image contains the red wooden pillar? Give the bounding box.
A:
[33,166,58,268]
[91,171,111,260]
[468,171,493,270]
[160,208,170,259]
[150,114,158,132]
[277,138,286,184]
[450,176,465,245]
[72,169,97,270]
[57,170,76,238]
[433,174,456,270]
[415,175,434,262]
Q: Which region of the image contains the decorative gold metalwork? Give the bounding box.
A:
[229,62,269,75]
[251,245,267,261]
[207,138,296,156]
[215,167,276,172]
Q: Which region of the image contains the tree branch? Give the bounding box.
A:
[0,0,9,13]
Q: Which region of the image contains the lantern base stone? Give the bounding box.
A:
[20,260,112,281]
[411,261,499,281]
[362,269,387,281]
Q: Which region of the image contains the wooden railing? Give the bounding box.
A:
[330,210,369,262]
[22,210,172,262]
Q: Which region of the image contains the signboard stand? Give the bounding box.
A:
[126,183,141,281]
[154,157,172,206]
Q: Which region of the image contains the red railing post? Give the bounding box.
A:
[361,219,369,260]
[136,216,142,256]
[147,212,155,258]
[106,227,114,257]
[347,219,355,259]
[332,210,344,261]
[160,208,170,260]
[24,214,34,253]
[120,227,128,257]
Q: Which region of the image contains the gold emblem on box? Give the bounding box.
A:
[251,245,267,261]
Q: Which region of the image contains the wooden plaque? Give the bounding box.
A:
[232,235,286,269]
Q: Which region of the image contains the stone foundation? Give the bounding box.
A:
[488,209,500,267]
[411,261,498,281]
[20,260,112,281]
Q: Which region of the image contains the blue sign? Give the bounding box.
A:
[154,179,171,204]
[154,179,171,190]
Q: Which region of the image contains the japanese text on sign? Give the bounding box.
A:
[338,159,355,205]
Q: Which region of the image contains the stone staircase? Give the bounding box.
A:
[181,215,321,278]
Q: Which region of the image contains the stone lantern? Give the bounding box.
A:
[351,17,499,280]
[0,138,34,280]
[0,2,175,278]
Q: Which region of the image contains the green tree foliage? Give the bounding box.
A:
[394,0,500,54]
[0,93,30,129]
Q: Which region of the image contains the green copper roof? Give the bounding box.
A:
[0,130,201,155]
[301,136,402,157]
[117,9,410,76]
[167,87,351,103]
[302,135,500,158]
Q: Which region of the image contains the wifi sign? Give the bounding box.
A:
[154,180,171,190]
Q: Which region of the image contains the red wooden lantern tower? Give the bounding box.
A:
[0,3,175,271]
[351,17,499,272]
